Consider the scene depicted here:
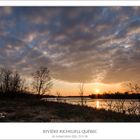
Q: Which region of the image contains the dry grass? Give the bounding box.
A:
[0,94,139,122]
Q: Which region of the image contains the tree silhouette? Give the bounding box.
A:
[0,68,24,94]
[127,82,140,94]
[11,71,22,93]
[78,83,85,106]
[56,91,61,102]
[1,68,12,93]
[32,67,52,95]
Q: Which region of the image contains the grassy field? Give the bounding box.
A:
[0,94,139,122]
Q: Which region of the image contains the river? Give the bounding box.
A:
[42,97,140,115]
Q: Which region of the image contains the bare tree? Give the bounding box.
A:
[78,83,85,106]
[19,79,28,93]
[32,67,52,95]
[0,68,24,94]
[0,69,4,93]
[56,91,61,102]
[126,82,140,94]
[11,71,22,93]
[1,68,12,93]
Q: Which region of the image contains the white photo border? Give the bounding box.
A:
[0,2,139,140]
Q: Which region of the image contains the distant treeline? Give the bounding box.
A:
[89,92,140,99]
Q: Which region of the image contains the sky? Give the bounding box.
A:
[0,7,140,95]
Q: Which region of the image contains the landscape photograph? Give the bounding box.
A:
[0,7,140,122]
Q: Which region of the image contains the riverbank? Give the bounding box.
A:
[0,95,139,122]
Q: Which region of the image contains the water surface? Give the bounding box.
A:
[43,97,140,115]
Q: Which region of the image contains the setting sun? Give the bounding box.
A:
[95,89,100,94]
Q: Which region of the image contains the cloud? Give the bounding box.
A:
[0,7,140,84]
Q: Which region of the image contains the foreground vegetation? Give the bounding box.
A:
[0,93,139,122]
[0,67,139,122]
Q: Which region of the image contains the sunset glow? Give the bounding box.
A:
[0,7,140,96]
[95,89,100,94]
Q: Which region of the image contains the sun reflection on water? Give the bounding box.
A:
[96,100,100,109]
